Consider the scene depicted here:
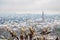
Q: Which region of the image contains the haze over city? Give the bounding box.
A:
[0,0,60,14]
[0,0,60,40]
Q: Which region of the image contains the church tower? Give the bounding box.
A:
[41,11,45,22]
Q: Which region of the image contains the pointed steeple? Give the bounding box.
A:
[42,11,44,22]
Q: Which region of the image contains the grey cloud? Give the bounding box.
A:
[0,0,60,13]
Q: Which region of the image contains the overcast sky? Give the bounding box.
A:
[0,0,60,14]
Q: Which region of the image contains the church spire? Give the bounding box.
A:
[42,11,44,22]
